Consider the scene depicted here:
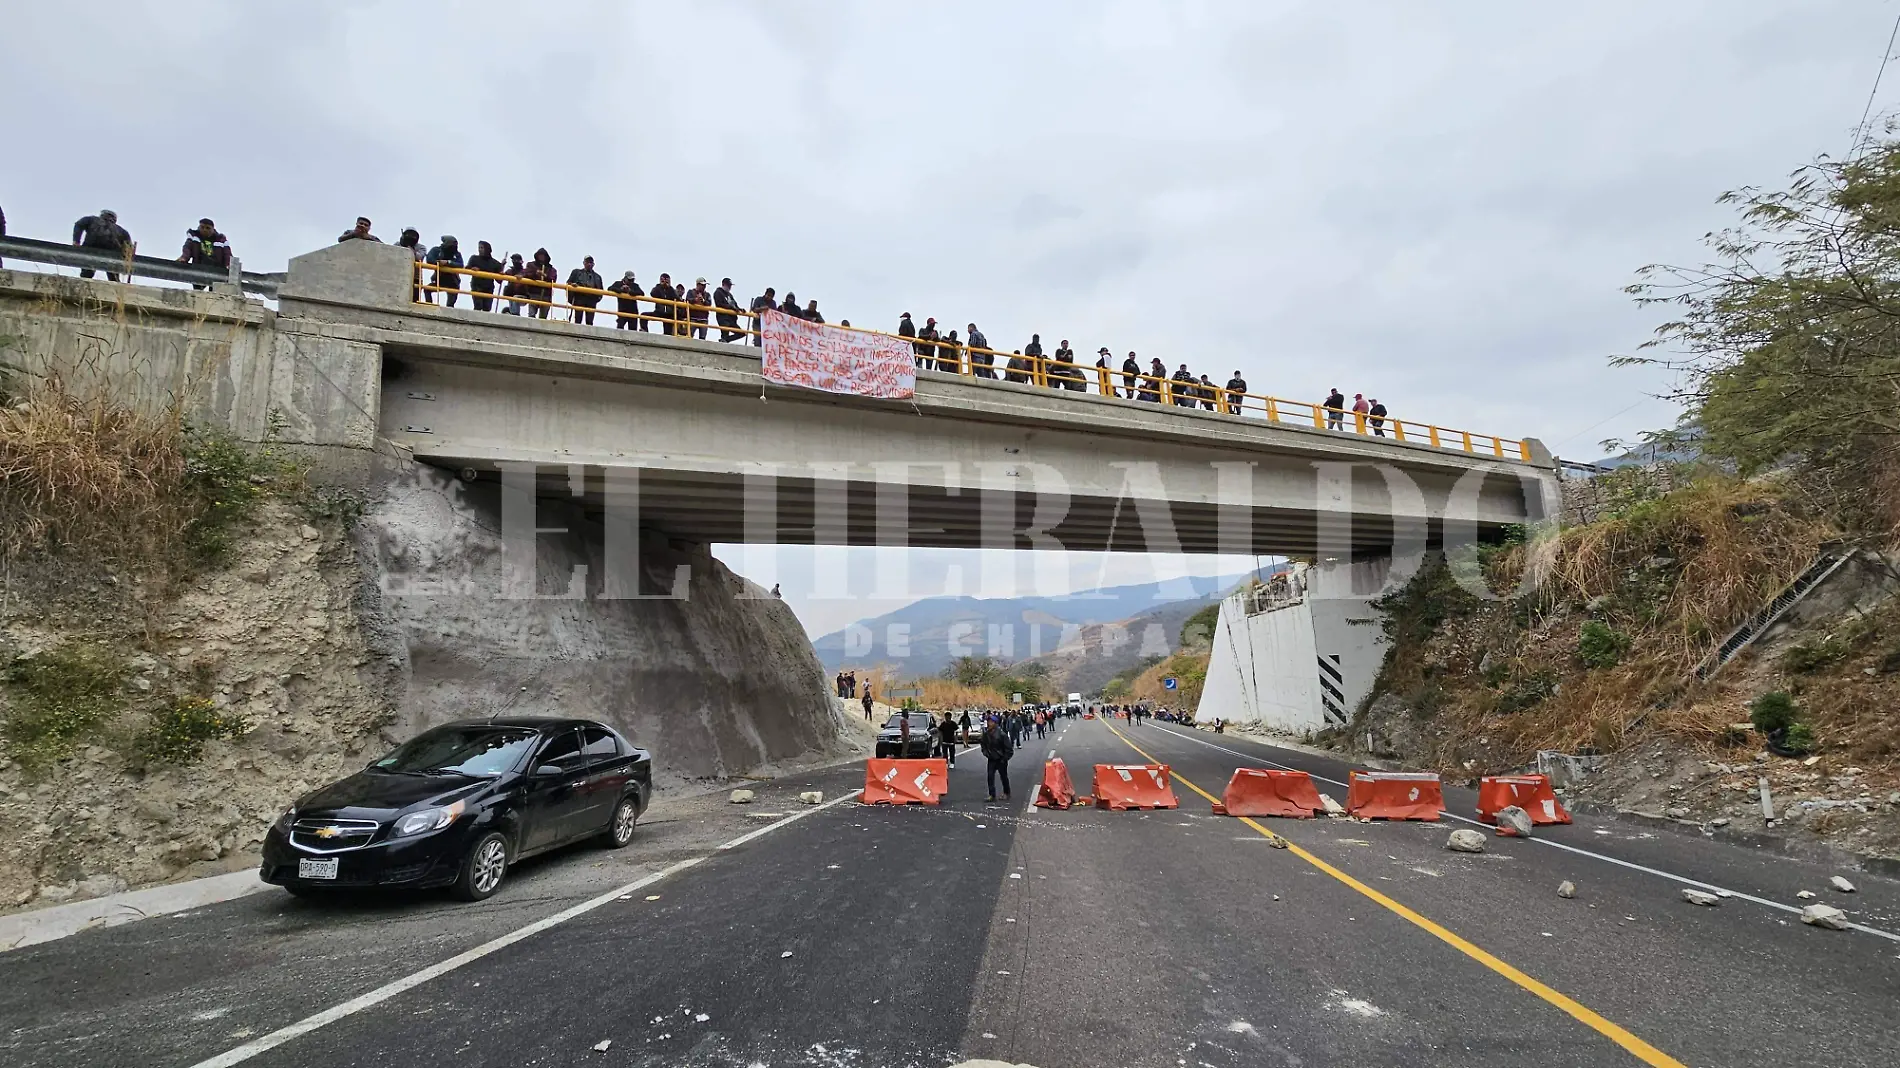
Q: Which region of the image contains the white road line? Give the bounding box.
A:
[1146,725,1900,944]
[187,788,866,1068]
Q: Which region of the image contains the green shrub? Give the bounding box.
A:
[1,645,128,765]
[1781,721,1816,754]
[180,426,285,563]
[1577,621,1632,669]
[1748,691,1798,735]
[135,696,251,764]
[1179,603,1221,648]
[1780,637,1849,675]
[1496,670,1559,714]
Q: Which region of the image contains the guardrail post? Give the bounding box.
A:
[1392,420,1405,442]
[1265,397,1278,422]
[1519,439,1533,462]
[1429,426,1441,448]
[1461,430,1473,452]
[1354,411,1367,434]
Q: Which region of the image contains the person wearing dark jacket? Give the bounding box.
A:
[425,235,463,307]
[177,218,231,288]
[917,318,940,368]
[72,210,132,280]
[1324,387,1346,430]
[967,324,993,378]
[980,719,1015,801]
[1004,350,1031,384]
[522,248,557,319]
[1121,353,1141,399]
[649,273,679,334]
[714,277,743,341]
[1199,374,1219,411]
[1140,358,1165,402]
[1023,335,1044,385]
[397,229,426,302]
[940,329,960,373]
[1095,348,1114,395]
[1224,371,1247,414]
[1368,398,1388,436]
[566,256,604,324]
[750,287,777,346]
[1053,340,1084,391]
[899,312,922,364]
[937,711,959,767]
[802,298,823,325]
[779,291,802,321]
[1172,364,1199,407]
[501,253,527,314]
[959,709,973,744]
[465,241,505,311]
[608,272,645,329]
[688,278,714,338]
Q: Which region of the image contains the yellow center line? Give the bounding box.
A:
[1099,720,1686,1068]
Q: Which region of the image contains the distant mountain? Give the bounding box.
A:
[814,574,1252,678]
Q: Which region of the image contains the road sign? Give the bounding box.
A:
[1010,693,1024,705]
[1164,677,1179,690]
[887,686,923,700]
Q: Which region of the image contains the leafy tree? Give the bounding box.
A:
[1179,603,1221,649]
[1616,129,1900,530]
[942,656,1003,686]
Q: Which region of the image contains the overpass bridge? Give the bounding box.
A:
[0,240,1559,559]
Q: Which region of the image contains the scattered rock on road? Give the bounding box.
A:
[1446,829,1487,853]
[1830,876,1857,894]
[798,791,823,805]
[729,789,755,804]
[1495,806,1534,838]
[1796,890,1816,900]
[592,1039,612,1052]
[1264,835,1289,849]
[1801,904,1851,931]
[1319,794,1346,816]
[1557,881,1576,899]
[1681,889,1722,906]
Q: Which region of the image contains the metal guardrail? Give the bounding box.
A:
[413,261,1540,464]
[0,236,283,298]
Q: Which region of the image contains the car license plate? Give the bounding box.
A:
[298,858,339,880]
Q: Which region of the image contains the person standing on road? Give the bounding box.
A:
[959,709,973,745]
[862,687,875,722]
[981,716,1015,802]
[938,711,959,768]
[898,711,913,757]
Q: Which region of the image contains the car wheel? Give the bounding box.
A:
[602,797,639,849]
[451,832,510,901]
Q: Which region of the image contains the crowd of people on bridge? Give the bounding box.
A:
[3,200,1401,438]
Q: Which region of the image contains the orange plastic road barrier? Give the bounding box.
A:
[1092,763,1180,810]
[1034,758,1078,809]
[862,758,948,806]
[1082,712,1096,719]
[1345,771,1444,821]
[1477,774,1571,825]
[1217,767,1326,818]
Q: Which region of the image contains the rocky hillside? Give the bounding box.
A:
[1342,474,1900,860]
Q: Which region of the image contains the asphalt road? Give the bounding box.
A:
[5,719,1898,1068]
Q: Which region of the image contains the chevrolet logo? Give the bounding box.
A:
[312,825,345,839]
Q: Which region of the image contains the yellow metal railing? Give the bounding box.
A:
[413,261,1536,464]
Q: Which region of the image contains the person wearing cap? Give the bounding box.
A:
[426,235,464,307]
[1121,352,1141,399]
[466,241,505,312]
[749,286,777,345]
[649,273,679,334]
[1224,370,1247,414]
[1141,358,1165,402]
[688,278,713,338]
[567,255,604,325]
[1198,373,1219,411]
[337,216,380,243]
[1368,398,1388,436]
[1095,348,1114,394]
[72,209,132,280]
[917,317,940,369]
[177,218,231,288]
[1171,363,1198,407]
[714,277,743,342]
[899,312,922,364]
[967,323,993,378]
[609,271,645,330]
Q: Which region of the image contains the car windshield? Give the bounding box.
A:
[882,713,934,729]
[371,727,539,777]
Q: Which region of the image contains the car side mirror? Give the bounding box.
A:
[533,764,564,778]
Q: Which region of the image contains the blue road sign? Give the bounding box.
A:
[1164,677,1178,690]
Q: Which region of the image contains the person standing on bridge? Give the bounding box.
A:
[1224,370,1247,414]
[649,273,679,334]
[1121,352,1141,399]
[899,312,921,364]
[425,236,463,307]
[336,216,379,243]
[1368,398,1388,436]
[1141,358,1165,402]
[750,287,777,345]
[466,241,504,312]
[714,278,743,342]
[1351,392,1370,432]
[71,209,132,281]
[1096,348,1114,394]
[567,256,604,325]
[981,715,1014,802]
[1054,341,1084,391]
[177,218,231,288]
[1023,335,1045,385]
[523,249,557,320]
[1324,387,1345,430]
[608,271,644,329]
[397,229,426,302]
[1171,364,1198,407]
[968,324,994,378]
[802,297,824,325]
[689,278,714,338]
[916,317,940,366]
[501,253,527,314]
[1199,374,1219,411]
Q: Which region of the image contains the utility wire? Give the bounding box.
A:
[1848,9,1900,161]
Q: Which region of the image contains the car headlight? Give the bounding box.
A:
[274,808,296,833]
[394,800,465,837]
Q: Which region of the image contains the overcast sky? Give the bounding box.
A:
[6,1,1891,635]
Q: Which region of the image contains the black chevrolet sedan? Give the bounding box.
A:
[261,718,651,902]
[873,711,940,759]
